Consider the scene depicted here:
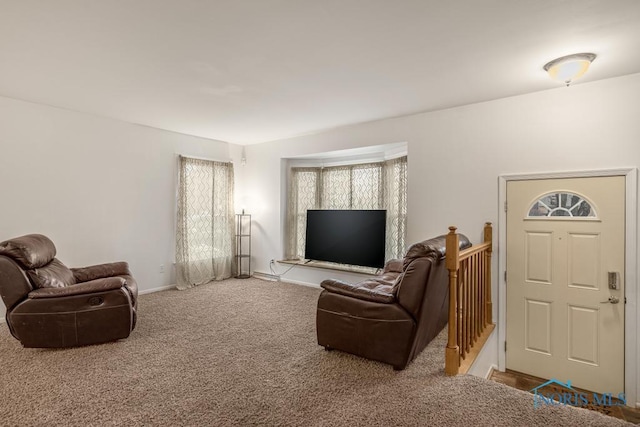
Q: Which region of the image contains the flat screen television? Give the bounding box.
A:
[304,209,386,268]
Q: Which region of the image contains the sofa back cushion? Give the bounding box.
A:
[0,234,57,269]
[27,258,76,288]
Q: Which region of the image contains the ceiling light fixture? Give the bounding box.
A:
[543,53,596,86]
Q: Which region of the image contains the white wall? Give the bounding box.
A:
[243,73,640,387]
[245,73,640,275]
[0,96,234,319]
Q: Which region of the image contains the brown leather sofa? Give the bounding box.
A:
[0,234,138,348]
[316,234,470,370]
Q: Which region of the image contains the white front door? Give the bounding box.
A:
[506,176,625,394]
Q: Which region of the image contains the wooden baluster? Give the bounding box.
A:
[470,254,478,345]
[468,260,472,350]
[461,262,466,359]
[473,253,477,342]
[484,222,493,325]
[460,261,465,359]
[484,250,488,327]
[469,256,474,345]
[475,253,480,341]
[476,253,481,335]
[480,251,485,329]
[458,273,463,360]
[468,256,472,347]
[483,249,488,327]
[465,259,470,355]
[445,226,460,375]
[460,262,465,359]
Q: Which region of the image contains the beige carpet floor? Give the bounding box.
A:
[0,278,632,426]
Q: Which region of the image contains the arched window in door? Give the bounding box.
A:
[527,191,597,218]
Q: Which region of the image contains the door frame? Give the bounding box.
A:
[498,168,638,407]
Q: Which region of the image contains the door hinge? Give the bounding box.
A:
[504,200,508,212]
[504,270,507,283]
[504,341,507,352]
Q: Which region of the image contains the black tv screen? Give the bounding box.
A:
[304,210,386,268]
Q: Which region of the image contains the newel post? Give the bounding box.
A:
[445,226,460,376]
[483,222,493,325]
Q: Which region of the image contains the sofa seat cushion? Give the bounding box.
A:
[0,234,57,269]
[27,258,76,288]
[320,277,397,303]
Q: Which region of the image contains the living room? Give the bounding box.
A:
[1,1,640,425]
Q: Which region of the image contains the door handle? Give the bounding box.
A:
[600,296,620,304]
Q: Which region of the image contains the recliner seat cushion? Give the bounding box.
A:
[0,234,57,269]
[321,277,397,303]
[27,258,76,288]
[71,261,131,283]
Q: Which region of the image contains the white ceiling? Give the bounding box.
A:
[1,1,640,145]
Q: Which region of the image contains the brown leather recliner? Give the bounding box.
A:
[316,234,470,370]
[0,234,138,348]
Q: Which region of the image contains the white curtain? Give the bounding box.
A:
[286,156,407,262]
[176,156,235,289]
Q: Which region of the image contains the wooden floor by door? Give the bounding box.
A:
[506,176,625,395]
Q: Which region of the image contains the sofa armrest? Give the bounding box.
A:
[71,262,131,282]
[320,278,396,303]
[28,277,126,299]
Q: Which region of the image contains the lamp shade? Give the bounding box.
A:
[543,53,596,86]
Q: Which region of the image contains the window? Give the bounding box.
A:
[285,156,407,262]
[527,191,596,218]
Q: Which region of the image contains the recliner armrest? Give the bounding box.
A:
[28,277,126,299]
[320,278,396,303]
[71,262,131,282]
[383,259,403,273]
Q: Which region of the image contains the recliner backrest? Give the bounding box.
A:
[0,235,60,311]
[395,233,472,318]
[396,257,434,317]
[0,234,76,290]
[401,233,471,270]
[0,234,57,269]
[0,255,33,311]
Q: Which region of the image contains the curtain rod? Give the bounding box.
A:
[177,154,233,164]
[288,153,406,169]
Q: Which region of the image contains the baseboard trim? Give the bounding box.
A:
[253,271,279,282]
[253,270,321,289]
[139,284,176,295]
[484,364,498,380]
